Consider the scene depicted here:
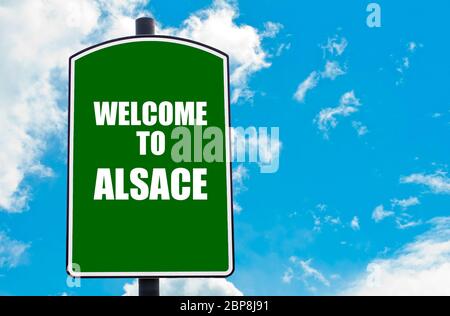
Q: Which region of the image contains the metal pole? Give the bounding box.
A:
[139,278,160,296]
[136,17,155,36]
[135,16,159,297]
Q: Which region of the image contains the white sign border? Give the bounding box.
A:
[67,36,234,278]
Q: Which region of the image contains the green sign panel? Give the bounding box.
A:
[67,36,233,277]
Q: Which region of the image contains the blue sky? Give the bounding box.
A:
[1,0,450,295]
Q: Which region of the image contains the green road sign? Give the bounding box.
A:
[67,36,233,277]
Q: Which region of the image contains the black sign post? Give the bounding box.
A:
[135,17,160,297]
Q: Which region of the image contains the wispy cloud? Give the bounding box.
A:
[261,21,283,38]
[321,35,348,57]
[351,216,360,231]
[291,257,330,287]
[0,232,29,269]
[232,164,248,213]
[432,112,443,119]
[395,216,422,230]
[283,254,334,292]
[373,195,421,229]
[391,196,420,209]
[324,215,342,226]
[321,60,346,80]
[307,35,367,138]
[372,205,394,223]
[315,91,361,138]
[232,164,248,188]
[352,121,368,136]
[310,203,362,233]
[313,214,322,232]
[275,42,291,57]
[293,34,347,103]
[293,71,320,103]
[407,41,419,53]
[282,267,294,284]
[400,170,450,194]
[395,41,422,85]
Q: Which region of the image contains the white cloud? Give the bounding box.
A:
[261,21,283,38]
[395,41,422,85]
[123,280,138,296]
[351,216,360,231]
[231,164,248,213]
[400,170,450,194]
[123,278,243,296]
[432,112,442,119]
[275,42,291,57]
[395,217,422,230]
[372,199,421,229]
[95,0,149,39]
[313,215,322,232]
[293,60,345,104]
[407,41,418,53]
[293,34,348,104]
[344,217,450,295]
[232,164,248,192]
[293,71,320,103]
[310,204,349,232]
[352,121,368,136]
[324,215,341,226]
[340,91,361,106]
[321,60,345,80]
[372,204,394,223]
[290,256,330,287]
[0,0,91,211]
[315,90,361,138]
[396,58,410,77]
[391,196,420,209]
[322,35,348,57]
[282,267,294,284]
[233,202,243,214]
[0,0,148,212]
[0,232,29,268]
[163,0,280,103]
